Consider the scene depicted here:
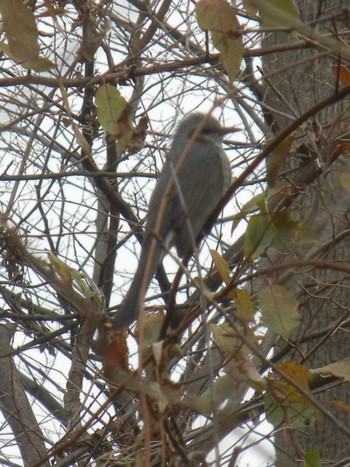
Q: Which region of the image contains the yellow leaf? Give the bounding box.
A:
[339,172,350,193]
[210,249,231,285]
[0,0,54,71]
[146,382,169,414]
[136,312,164,349]
[211,323,262,386]
[278,361,310,390]
[196,0,242,81]
[229,288,255,322]
[265,369,318,429]
[311,360,350,382]
[267,134,293,186]
[242,0,258,17]
[59,83,91,155]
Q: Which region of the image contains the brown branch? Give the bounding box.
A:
[0,324,49,466]
[0,42,314,90]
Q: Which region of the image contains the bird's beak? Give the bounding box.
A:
[221,126,241,135]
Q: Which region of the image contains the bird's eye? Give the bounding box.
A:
[202,125,221,135]
[188,125,219,139]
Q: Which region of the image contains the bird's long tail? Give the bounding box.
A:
[111,235,164,331]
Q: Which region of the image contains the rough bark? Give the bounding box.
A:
[262,0,350,463]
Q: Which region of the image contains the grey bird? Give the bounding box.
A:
[111,112,233,332]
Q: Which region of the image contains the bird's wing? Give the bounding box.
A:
[169,142,227,257]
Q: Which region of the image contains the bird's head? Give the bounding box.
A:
[175,112,239,145]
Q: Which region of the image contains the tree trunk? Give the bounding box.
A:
[262,0,350,464]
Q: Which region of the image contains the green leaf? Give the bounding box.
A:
[265,395,316,429]
[231,192,263,233]
[232,186,287,233]
[0,0,54,71]
[95,84,132,140]
[245,0,299,28]
[265,0,299,25]
[196,0,242,81]
[264,391,284,427]
[258,284,300,340]
[95,85,133,151]
[70,269,101,301]
[271,212,314,251]
[244,213,277,259]
[48,253,101,301]
[196,374,234,415]
[48,252,72,287]
[304,449,320,467]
